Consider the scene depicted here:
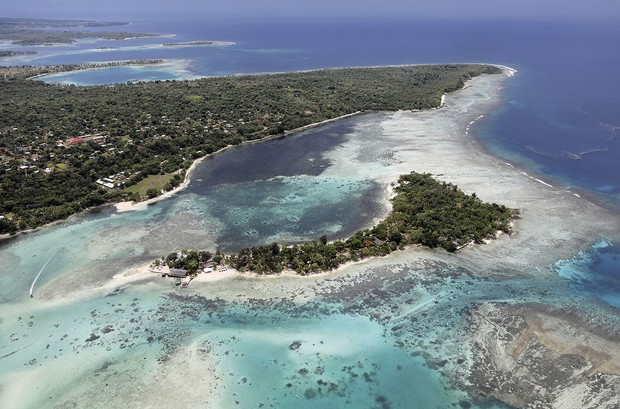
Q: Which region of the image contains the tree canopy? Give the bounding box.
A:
[0,63,502,232]
[226,172,515,275]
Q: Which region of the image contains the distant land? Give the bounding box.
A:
[163,40,235,47]
[0,63,500,234]
[0,17,158,45]
[0,50,37,57]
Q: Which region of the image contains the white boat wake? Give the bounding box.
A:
[29,249,60,298]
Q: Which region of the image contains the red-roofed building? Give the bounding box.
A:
[67,137,87,144]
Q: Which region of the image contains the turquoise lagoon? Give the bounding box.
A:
[555,240,620,309]
[38,65,185,85]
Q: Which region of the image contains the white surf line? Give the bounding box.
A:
[520,171,554,188]
[29,249,59,298]
[465,114,485,136]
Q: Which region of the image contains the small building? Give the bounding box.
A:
[165,268,189,278]
[67,137,87,144]
[95,179,115,189]
[203,267,213,274]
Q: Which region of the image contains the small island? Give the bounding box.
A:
[163,40,235,47]
[155,171,515,277]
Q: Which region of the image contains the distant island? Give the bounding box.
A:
[0,50,37,57]
[0,17,158,45]
[0,63,501,234]
[163,40,235,47]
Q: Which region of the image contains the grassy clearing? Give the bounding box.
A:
[185,95,204,102]
[123,174,175,196]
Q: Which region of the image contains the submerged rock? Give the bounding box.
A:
[288,340,302,350]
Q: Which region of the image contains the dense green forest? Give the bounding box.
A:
[166,172,514,275]
[0,63,502,233]
[0,18,156,45]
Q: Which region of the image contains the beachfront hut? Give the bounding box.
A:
[166,268,189,278]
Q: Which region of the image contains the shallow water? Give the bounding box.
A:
[5,252,552,408]
[185,117,390,250]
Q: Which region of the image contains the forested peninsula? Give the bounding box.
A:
[0,18,157,45]
[0,63,502,234]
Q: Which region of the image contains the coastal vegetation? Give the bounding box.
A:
[162,172,514,275]
[155,249,215,275]
[0,17,157,45]
[123,173,177,199]
[0,51,37,57]
[0,63,501,233]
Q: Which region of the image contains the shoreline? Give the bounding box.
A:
[114,110,367,212]
[27,58,185,81]
[114,152,206,212]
